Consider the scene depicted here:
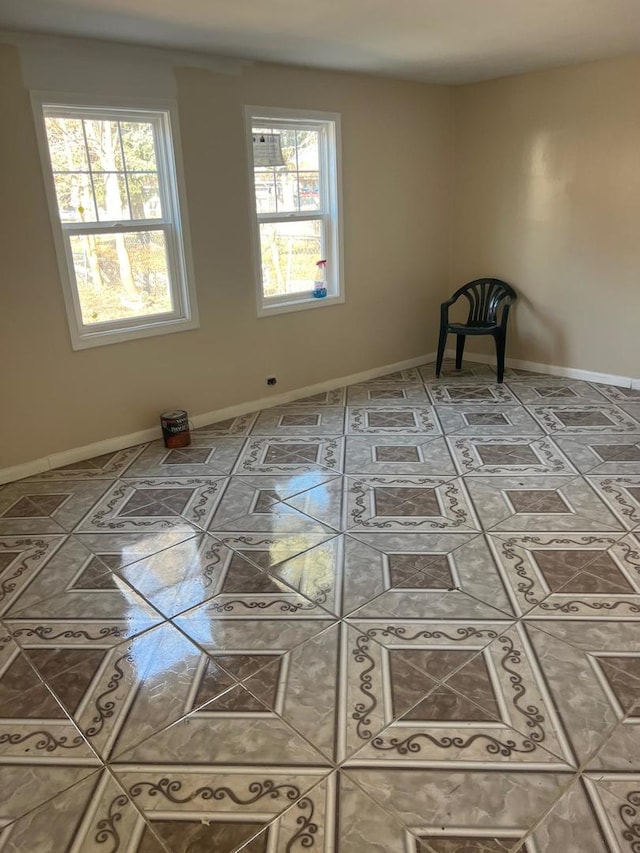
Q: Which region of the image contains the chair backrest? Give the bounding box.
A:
[454,278,517,326]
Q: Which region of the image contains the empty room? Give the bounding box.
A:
[1,0,640,849]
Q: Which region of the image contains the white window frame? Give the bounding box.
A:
[31,92,198,350]
[245,106,344,318]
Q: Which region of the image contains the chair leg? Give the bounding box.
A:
[435,324,447,378]
[455,335,466,370]
[494,332,506,383]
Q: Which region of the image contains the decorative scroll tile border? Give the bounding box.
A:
[489,533,640,619]
[345,477,480,532]
[340,621,574,769]
[76,477,226,532]
[447,435,577,476]
[588,476,640,530]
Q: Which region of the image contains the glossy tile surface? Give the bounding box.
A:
[2,359,640,850]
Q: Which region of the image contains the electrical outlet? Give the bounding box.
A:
[266,376,277,386]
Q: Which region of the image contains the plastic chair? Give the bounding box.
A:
[435,278,517,383]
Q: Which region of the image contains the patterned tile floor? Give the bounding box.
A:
[3,359,640,851]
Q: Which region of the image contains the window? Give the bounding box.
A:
[33,96,197,348]
[246,107,343,317]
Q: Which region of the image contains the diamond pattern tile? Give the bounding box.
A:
[3,361,640,850]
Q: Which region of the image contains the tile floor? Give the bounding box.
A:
[2,359,640,850]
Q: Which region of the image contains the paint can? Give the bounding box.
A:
[160,410,191,449]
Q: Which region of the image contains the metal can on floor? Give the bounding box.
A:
[160,410,191,449]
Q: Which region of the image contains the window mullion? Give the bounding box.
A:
[61,219,169,235]
[257,213,326,224]
[294,129,300,213]
[272,168,278,215]
[80,119,100,224]
[117,120,134,220]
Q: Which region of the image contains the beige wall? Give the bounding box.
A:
[450,56,640,376]
[0,44,454,468]
[3,40,640,472]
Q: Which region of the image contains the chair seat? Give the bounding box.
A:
[447,322,498,335]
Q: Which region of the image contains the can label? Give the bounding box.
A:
[160,410,191,448]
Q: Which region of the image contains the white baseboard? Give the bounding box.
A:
[445,349,637,389]
[5,348,636,486]
[0,458,55,487]
[0,352,436,486]
[190,352,436,430]
[48,428,163,470]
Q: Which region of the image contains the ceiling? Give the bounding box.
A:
[1,0,640,84]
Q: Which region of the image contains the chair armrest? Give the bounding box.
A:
[441,294,461,309]
[440,293,460,323]
[498,298,514,327]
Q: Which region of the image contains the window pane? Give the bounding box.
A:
[252,126,323,215]
[273,171,298,213]
[279,128,298,169]
[297,172,321,211]
[296,130,319,171]
[254,170,277,214]
[128,173,163,219]
[53,172,97,223]
[120,121,158,171]
[93,173,130,221]
[69,230,172,325]
[259,219,322,298]
[45,117,90,172]
[84,120,124,171]
[44,116,163,224]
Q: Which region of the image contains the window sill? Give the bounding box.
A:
[258,292,344,318]
[70,315,200,350]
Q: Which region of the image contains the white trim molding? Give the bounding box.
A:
[448,349,638,389]
[0,352,435,485]
[4,348,639,486]
[244,106,344,318]
[31,93,199,350]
